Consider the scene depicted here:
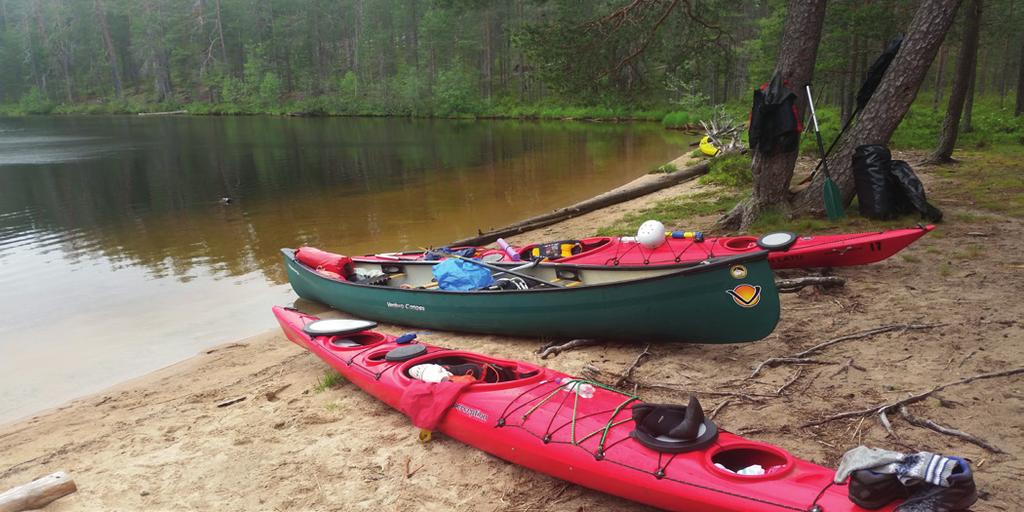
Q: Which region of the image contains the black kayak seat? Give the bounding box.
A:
[630,396,719,453]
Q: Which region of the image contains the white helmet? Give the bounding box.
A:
[636,220,666,249]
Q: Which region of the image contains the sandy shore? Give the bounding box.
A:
[2,153,1022,511]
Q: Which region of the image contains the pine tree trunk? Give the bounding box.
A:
[718,0,826,230]
[1017,34,1024,116]
[933,44,947,111]
[930,0,981,163]
[963,58,976,132]
[94,0,123,98]
[791,0,962,215]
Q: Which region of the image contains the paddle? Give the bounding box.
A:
[809,34,903,177]
[804,84,845,221]
[418,248,565,289]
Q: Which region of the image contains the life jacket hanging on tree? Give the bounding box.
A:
[748,72,803,155]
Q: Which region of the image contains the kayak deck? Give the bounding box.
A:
[356,225,934,270]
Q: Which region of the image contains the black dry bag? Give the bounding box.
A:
[853,145,897,219]
[889,160,943,222]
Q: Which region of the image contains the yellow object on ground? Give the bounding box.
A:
[699,136,720,157]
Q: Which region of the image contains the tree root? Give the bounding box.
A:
[801,367,1023,453]
[776,276,846,293]
[537,338,600,359]
[750,323,944,378]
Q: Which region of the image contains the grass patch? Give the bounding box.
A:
[901,254,922,263]
[314,371,344,392]
[927,146,1024,218]
[596,190,745,235]
[698,153,753,188]
[649,163,678,174]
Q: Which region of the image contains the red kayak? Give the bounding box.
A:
[356,225,934,270]
[274,306,896,512]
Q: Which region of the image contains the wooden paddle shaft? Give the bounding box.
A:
[0,471,77,512]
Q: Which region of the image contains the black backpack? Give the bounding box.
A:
[749,72,803,155]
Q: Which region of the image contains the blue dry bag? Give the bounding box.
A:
[432,258,494,291]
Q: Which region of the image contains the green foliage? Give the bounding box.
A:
[15,88,55,115]
[650,163,678,174]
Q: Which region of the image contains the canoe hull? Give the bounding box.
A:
[283,249,781,344]
[273,306,894,512]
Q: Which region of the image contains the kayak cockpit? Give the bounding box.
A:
[399,352,544,386]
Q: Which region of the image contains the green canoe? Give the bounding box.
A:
[281,248,780,343]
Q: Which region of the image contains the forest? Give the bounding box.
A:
[0,0,1022,120]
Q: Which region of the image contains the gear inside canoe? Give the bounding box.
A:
[273,306,896,512]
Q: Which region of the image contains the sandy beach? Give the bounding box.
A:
[2,153,1021,511]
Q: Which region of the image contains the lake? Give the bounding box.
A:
[0,115,689,423]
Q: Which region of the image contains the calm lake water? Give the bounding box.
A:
[0,115,688,423]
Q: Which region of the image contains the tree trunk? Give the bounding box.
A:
[930,0,981,163]
[791,0,963,215]
[933,44,947,111]
[718,0,826,230]
[963,57,976,132]
[1017,33,1024,116]
[94,0,123,98]
[214,0,227,64]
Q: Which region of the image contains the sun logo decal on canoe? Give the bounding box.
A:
[727,284,762,308]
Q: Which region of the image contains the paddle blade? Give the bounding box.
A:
[823,177,845,220]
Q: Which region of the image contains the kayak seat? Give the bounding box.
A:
[630,396,718,453]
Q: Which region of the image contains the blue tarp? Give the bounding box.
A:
[432,258,494,291]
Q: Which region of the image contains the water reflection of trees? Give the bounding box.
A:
[0,117,687,283]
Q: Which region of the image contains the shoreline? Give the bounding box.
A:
[2,150,1022,511]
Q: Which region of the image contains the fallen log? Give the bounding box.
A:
[0,471,77,512]
[450,155,729,246]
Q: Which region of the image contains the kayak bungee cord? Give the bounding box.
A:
[495,377,814,511]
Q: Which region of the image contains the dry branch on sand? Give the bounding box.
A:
[0,471,77,512]
[802,368,1024,453]
[537,338,600,359]
[749,323,944,378]
[775,275,846,293]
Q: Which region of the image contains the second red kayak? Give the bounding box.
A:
[358,225,934,270]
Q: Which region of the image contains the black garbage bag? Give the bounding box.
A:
[889,160,943,222]
[853,144,896,218]
[749,72,802,154]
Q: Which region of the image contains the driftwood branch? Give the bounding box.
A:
[0,471,77,512]
[450,157,723,246]
[899,405,1005,454]
[802,367,1024,430]
[775,276,846,293]
[615,344,652,387]
[750,323,943,378]
[538,338,600,359]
